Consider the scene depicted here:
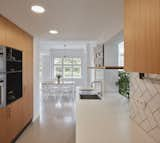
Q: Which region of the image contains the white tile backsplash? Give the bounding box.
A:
[153,110,160,127]
[148,95,160,112]
[149,127,160,143]
[129,73,160,143]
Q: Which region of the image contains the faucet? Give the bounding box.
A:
[91,80,103,96]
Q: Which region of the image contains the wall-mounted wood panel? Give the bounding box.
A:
[125,0,160,73]
[0,17,6,46]
[0,15,33,143]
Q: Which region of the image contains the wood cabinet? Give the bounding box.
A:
[124,0,160,73]
[0,108,9,143]
[0,17,6,46]
[7,100,24,140]
[0,15,33,143]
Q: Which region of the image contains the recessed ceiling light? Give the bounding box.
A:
[31,5,45,14]
[49,30,59,34]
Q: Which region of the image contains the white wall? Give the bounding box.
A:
[33,38,40,121]
[87,44,96,85]
[40,54,51,81]
[103,31,123,93]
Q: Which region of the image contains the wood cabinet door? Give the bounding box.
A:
[0,100,30,143]
[0,17,6,46]
[7,100,24,141]
[0,108,10,143]
[125,0,160,73]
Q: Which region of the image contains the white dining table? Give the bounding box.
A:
[41,80,75,99]
[42,80,74,85]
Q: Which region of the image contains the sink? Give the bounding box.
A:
[79,88,101,100]
[80,94,101,100]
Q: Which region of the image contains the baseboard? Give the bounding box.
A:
[32,113,40,122]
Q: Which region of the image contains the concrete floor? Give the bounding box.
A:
[16,95,75,143]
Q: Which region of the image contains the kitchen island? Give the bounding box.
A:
[76,90,155,143]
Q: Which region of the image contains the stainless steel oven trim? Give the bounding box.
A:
[0,46,6,108]
[0,46,6,73]
[0,79,6,108]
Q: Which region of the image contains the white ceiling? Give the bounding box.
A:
[0,0,123,42]
[39,40,96,50]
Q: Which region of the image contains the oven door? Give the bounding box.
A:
[0,80,6,108]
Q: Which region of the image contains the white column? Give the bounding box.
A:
[33,38,40,121]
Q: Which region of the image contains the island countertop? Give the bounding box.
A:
[75,90,155,143]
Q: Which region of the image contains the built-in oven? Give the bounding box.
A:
[6,47,22,104]
[7,72,22,104]
[0,46,22,108]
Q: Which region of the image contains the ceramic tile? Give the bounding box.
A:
[129,73,160,143]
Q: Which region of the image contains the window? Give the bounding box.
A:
[118,41,124,66]
[54,57,81,79]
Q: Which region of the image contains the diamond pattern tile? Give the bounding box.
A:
[129,73,160,143]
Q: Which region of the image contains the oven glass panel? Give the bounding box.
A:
[6,47,23,105]
[7,72,22,104]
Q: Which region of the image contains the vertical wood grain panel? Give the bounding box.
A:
[124,0,136,71]
[0,15,33,143]
[0,108,10,143]
[125,0,160,73]
[0,15,6,46]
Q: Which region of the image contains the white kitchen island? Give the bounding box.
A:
[76,90,155,143]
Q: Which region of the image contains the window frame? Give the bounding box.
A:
[118,41,124,67]
[54,57,82,79]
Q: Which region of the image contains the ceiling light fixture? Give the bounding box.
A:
[49,30,59,34]
[31,5,45,14]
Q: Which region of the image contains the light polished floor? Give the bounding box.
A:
[16,91,155,143]
[16,94,75,143]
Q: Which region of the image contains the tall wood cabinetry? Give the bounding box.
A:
[125,0,160,73]
[0,15,33,143]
